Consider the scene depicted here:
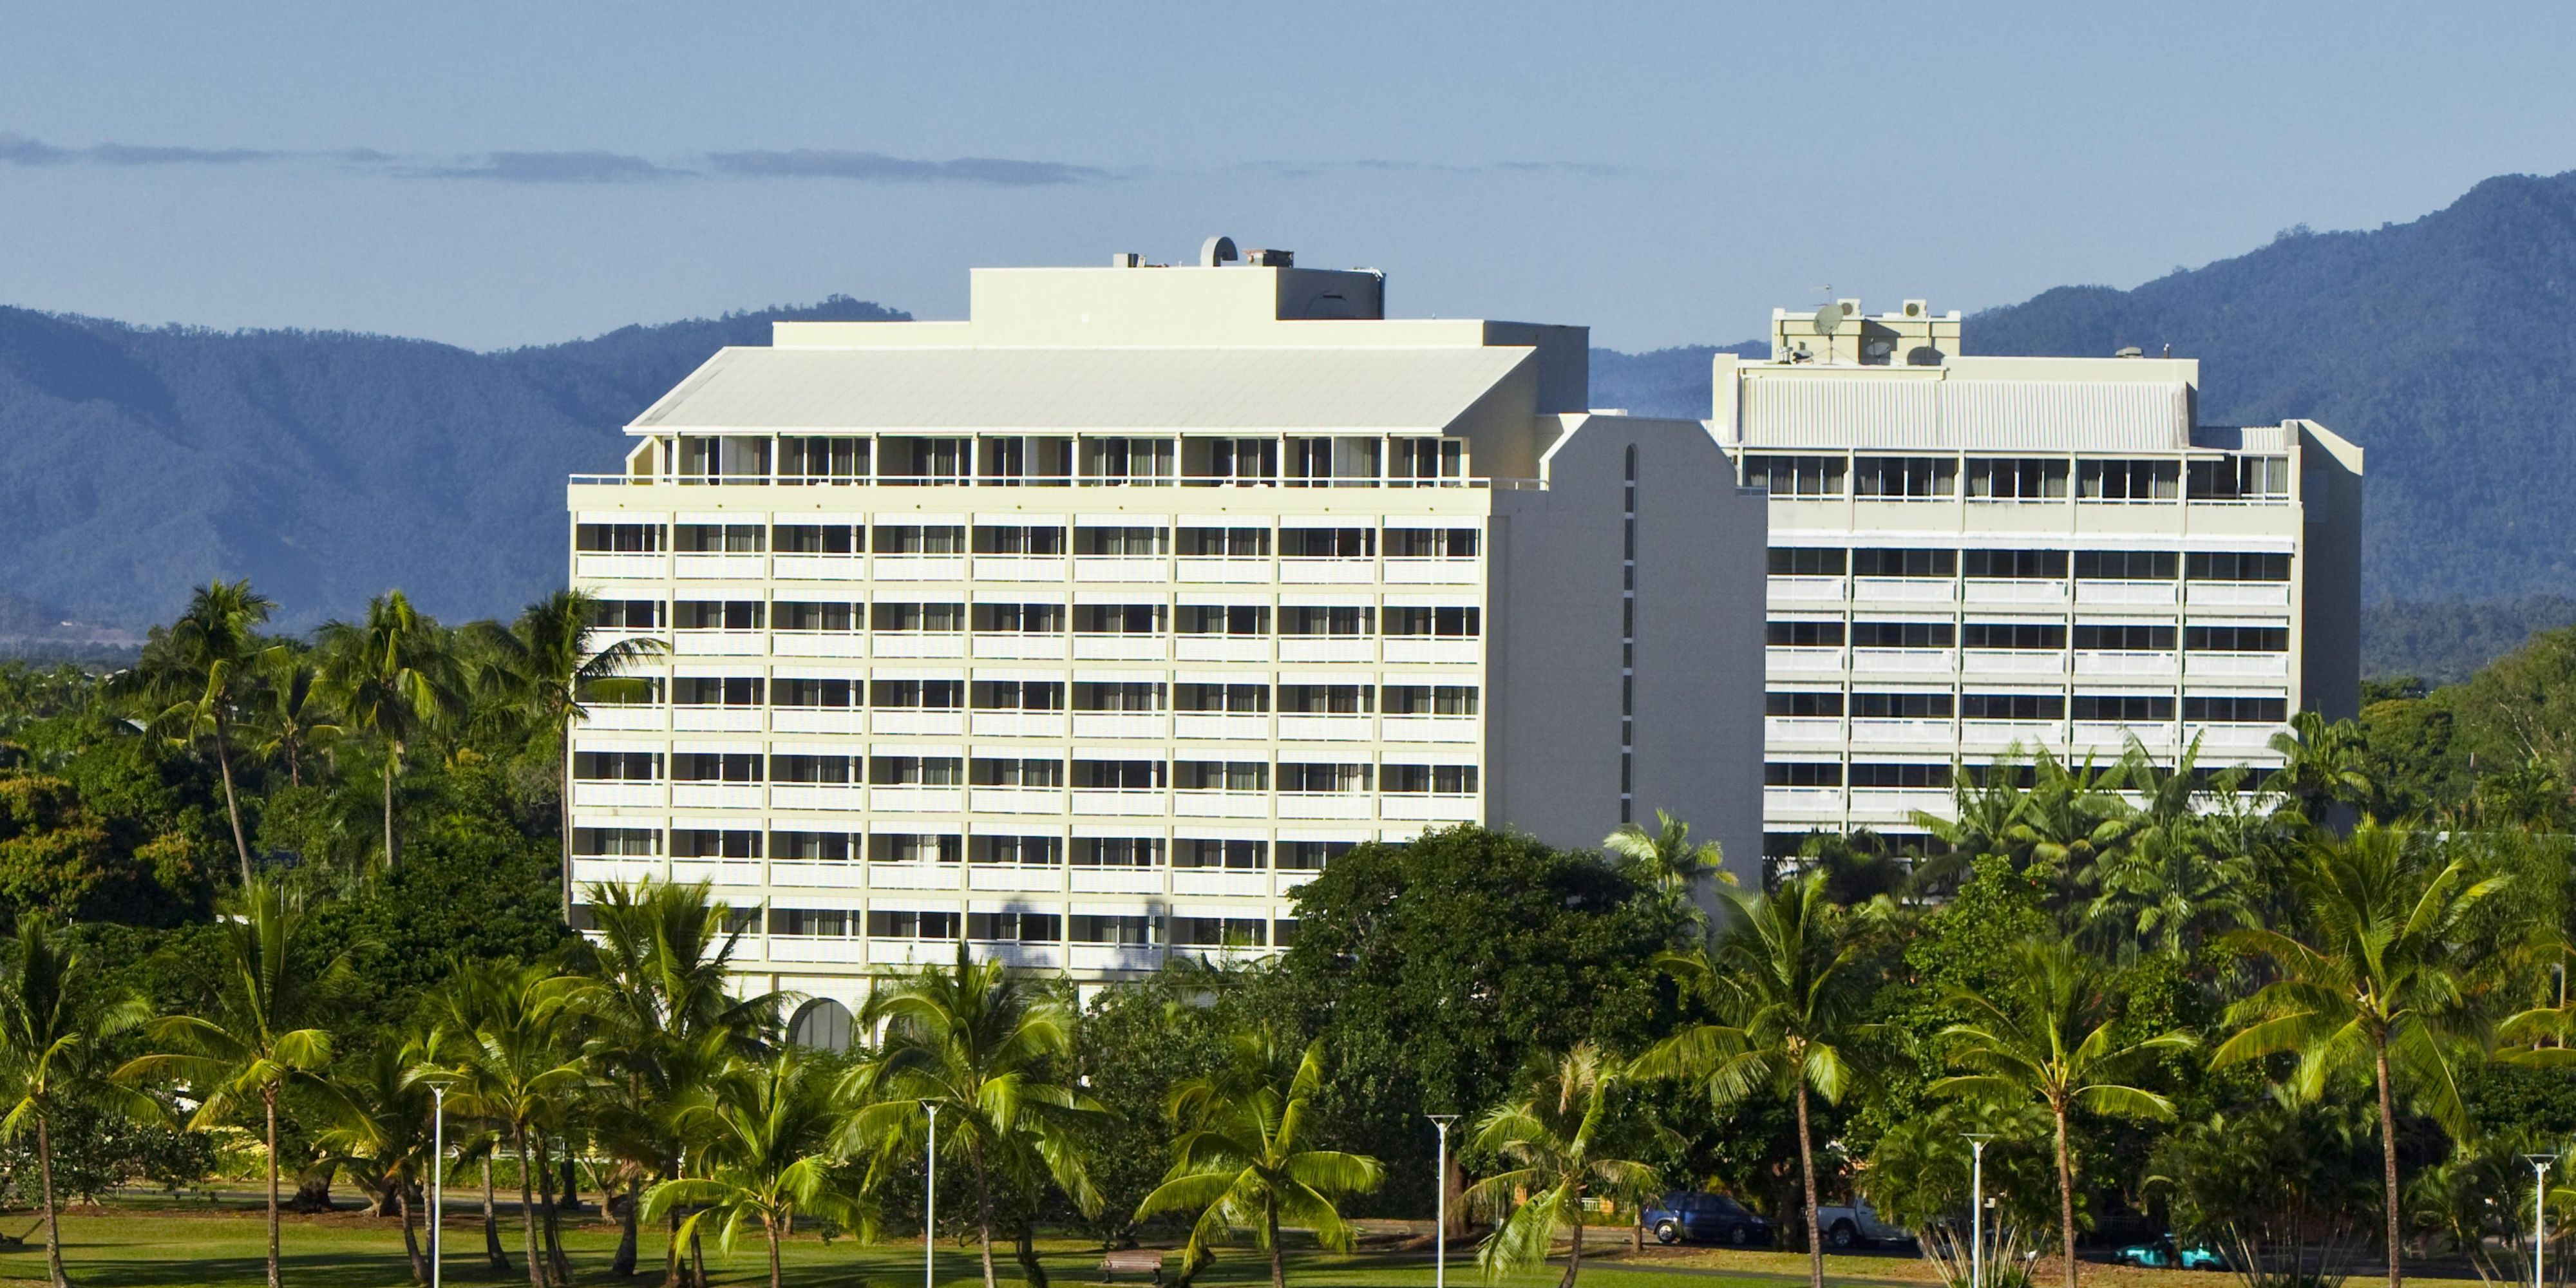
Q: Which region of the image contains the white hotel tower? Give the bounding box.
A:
[564,242,1765,1026]
[1719,301,2363,860]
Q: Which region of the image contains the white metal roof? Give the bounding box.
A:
[1738,375,2192,451]
[629,345,1532,434]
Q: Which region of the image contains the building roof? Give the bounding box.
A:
[628,345,1533,435]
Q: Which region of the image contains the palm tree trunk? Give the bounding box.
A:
[767,1216,784,1288]
[2052,1103,2078,1288]
[400,1180,427,1285]
[663,1208,686,1288]
[1016,1217,1049,1288]
[214,719,254,885]
[1562,1200,1586,1288]
[559,745,576,921]
[2376,1044,2403,1288]
[974,1148,999,1288]
[1266,1197,1286,1288]
[484,1157,513,1271]
[514,1126,547,1288]
[383,754,400,873]
[37,1111,67,1288]
[690,1228,706,1288]
[612,1174,639,1276]
[265,1086,283,1288]
[1795,1081,1823,1288]
[536,1139,573,1283]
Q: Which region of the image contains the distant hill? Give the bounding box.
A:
[0,297,902,630]
[2360,595,2576,685]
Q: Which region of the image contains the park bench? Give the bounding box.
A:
[1099,1249,1166,1284]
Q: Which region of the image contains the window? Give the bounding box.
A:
[1278,685,1372,714]
[587,598,664,630]
[1080,437,1175,484]
[1850,692,1954,718]
[974,602,1066,634]
[1960,623,2067,650]
[2186,625,2289,652]
[1848,763,1953,788]
[1072,604,1166,635]
[1278,762,1370,793]
[2184,696,2289,723]
[2070,694,2177,721]
[884,435,969,481]
[1278,840,1354,871]
[1175,838,1268,869]
[1381,764,1479,793]
[674,600,764,631]
[1072,837,1162,867]
[770,831,853,861]
[770,754,855,783]
[1965,458,2070,499]
[1281,527,1375,558]
[2185,552,2292,582]
[973,835,1063,866]
[1745,455,1846,498]
[573,826,660,856]
[1173,761,1269,791]
[1963,550,2069,580]
[871,602,964,632]
[1383,685,1479,715]
[1767,547,1848,576]
[1853,456,1957,498]
[1171,917,1267,947]
[769,908,853,936]
[1383,527,1480,558]
[1074,681,1165,712]
[1175,683,1271,713]
[1383,607,1481,638]
[866,909,961,939]
[2074,551,2177,580]
[972,680,1063,712]
[2078,460,2181,500]
[773,679,855,708]
[1179,526,1271,556]
[1766,691,1844,717]
[1176,604,1271,636]
[773,601,857,632]
[772,523,861,554]
[1765,762,1843,787]
[672,676,764,706]
[1198,437,1280,485]
[670,829,761,859]
[869,679,963,709]
[1390,436,1464,484]
[1070,914,1159,945]
[1962,693,2065,720]
[1280,606,1372,636]
[1073,526,1168,556]
[2072,623,2177,650]
[1766,621,1846,647]
[576,522,665,553]
[1850,621,1955,649]
[871,524,966,554]
[674,523,766,553]
[869,755,963,786]
[1073,759,1167,790]
[971,524,1066,554]
[1285,435,1381,486]
[969,757,1065,787]
[965,911,1062,942]
[1852,548,1957,578]
[671,752,761,782]
[777,435,867,482]
[2187,456,2292,500]
[873,834,961,864]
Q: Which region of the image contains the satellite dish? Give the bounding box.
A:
[1812,303,1844,337]
[1200,236,1239,267]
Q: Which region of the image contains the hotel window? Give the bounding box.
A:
[773,679,856,708]
[1961,694,2066,720]
[1080,436,1176,484]
[672,676,764,706]
[866,909,961,938]
[1282,527,1376,558]
[674,600,764,631]
[1381,764,1478,794]
[1175,838,1267,869]
[1850,692,1955,718]
[871,524,966,554]
[1763,762,1844,787]
[587,599,665,629]
[670,829,761,859]
[872,834,961,864]
[2072,624,2178,650]
[1280,606,1372,636]
[1960,623,2067,650]
[1070,914,1159,945]
[1848,763,1953,788]
[2078,460,2181,500]
[1391,436,1465,484]
[869,679,964,710]
[1173,761,1269,791]
[1171,916,1268,947]
[1383,685,1479,715]
[2070,695,2177,721]
[1963,550,2068,580]
[573,827,661,856]
[1279,685,1372,715]
[1852,548,1957,578]
[573,751,661,781]
[773,602,858,632]
[1199,437,1281,485]
[1765,692,1844,717]
[1745,455,1845,497]
[1765,621,1846,648]
[2185,552,2292,582]
[778,435,867,482]
[1176,604,1271,636]
[772,522,862,554]
[1175,683,1271,713]
[2074,551,2178,580]
[2183,696,2289,723]
[972,680,1063,712]
[1278,840,1354,871]
[973,835,1063,866]
[869,756,964,786]
[1071,837,1163,867]
[576,522,665,553]
[1383,527,1479,558]
[1965,458,2069,500]
[1278,762,1371,793]
[871,602,964,632]
[1074,681,1166,712]
[1767,547,1848,576]
[769,908,852,936]
[882,436,969,481]
[1850,621,1956,649]
[769,832,854,862]
[1383,607,1481,638]
[1074,526,1170,556]
[2187,456,2293,500]
[1072,604,1166,635]
[770,753,855,784]
[1285,435,1382,486]
[1852,456,1957,498]
[969,757,1065,787]
[673,523,766,553]
[967,912,1063,943]
[1074,759,1168,790]
[974,602,1066,633]
[971,524,1066,554]
[2185,625,2289,652]
[1179,526,1271,556]
[671,752,761,783]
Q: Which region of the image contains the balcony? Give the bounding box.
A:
[1766,576,1846,608]
[674,553,765,580]
[1175,556,1273,584]
[2073,650,2178,679]
[1846,787,1954,819]
[1379,715,1477,744]
[1853,577,1956,605]
[2076,580,2177,608]
[1279,638,1374,665]
[1383,638,1481,665]
[580,705,666,732]
[969,712,1066,739]
[1071,867,1164,895]
[1277,714,1372,742]
[1381,793,1479,822]
[771,553,866,582]
[1763,715,1844,750]
[768,860,862,888]
[573,782,665,808]
[772,708,864,735]
[1176,636,1271,663]
[766,937,868,965]
[1072,788,1170,817]
[2186,652,2289,679]
[1960,650,2065,678]
[770,784,866,813]
[1176,713,1271,741]
[1072,635,1167,662]
[772,633,868,659]
[1849,718,1956,746]
[1175,790,1269,819]
[1960,721,2065,754]
[968,866,1064,893]
[1850,648,1954,676]
[1383,558,1477,585]
[869,939,964,967]
[2188,722,2285,753]
[1761,786,1844,819]
[871,787,965,813]
[1962,580,2067,607]
[1276,792,1371,820]
[673,706,764,732]
[1073,713,1168,740]
[671,783,763,810]
[674,630,766,658]
[871,633,967,659]
[2188,582,2292,609]
[1274,871,1320,897]
[972,556,1066,582]
[1173,870,1270,897]
[1765,647,1845,679]
[972,634,1067,661]
[866,864,960,891]
[969,787,1069,814]
[573,553,668,582]
[2072,721,2174,753]
[572,855,663,886]
[971,942,1066,970]
[872,555,969,581]
[1280,558,1375,585]
[1068,944,1166,973]
[1073,557,1168,583]
[871,710,965,737]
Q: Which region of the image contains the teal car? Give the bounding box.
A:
[2114,1238,2224,1271]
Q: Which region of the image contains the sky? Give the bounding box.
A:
[1,3,2570,353]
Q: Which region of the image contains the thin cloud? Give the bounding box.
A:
[417,151,685,183]
[1240,157,1625,178]
[0,131,277,167]
[705,148,1109,186]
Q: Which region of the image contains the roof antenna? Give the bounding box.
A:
[2161,343,2171,358]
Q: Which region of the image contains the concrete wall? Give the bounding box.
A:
[2299,420,2367,721]
[1488,414,1767,886]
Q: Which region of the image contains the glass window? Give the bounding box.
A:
[1965,459,2070,500]
[1745,455,1846,498]
[1852,456,1957,498]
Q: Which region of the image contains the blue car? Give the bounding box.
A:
[2114,1237,2224,1271]
[1644,1193,1772,1246]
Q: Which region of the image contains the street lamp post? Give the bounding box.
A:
[2528,1154,2555,1288]
[924,1102,940,1288]
[431,1085,444,1288]
[1965,1134,1994,1288]
[1428,1115,1458,1288]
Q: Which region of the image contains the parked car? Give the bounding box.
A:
[1814,1201,1913,1249]
[1643,1192,1772,1246]
[2114,1236,2225,1270]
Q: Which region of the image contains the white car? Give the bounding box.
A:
[1814,1202,1912,1249]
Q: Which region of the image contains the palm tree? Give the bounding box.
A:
[113,579,275,884]
[1603,810,1726,920]
[2010,752,2133,891]
[2264,710,2374,824]
[2213,822,2505,1288]
[1929,936,2194,1288]
[845,947,1103,1288]
[0,914,149,1288]
[315,591,464,873]
[317,1037,437,1283]
[421,960,592,1288]
[645,1048,866,1288]
[243,644,339,788]
[114,879,348,1288]
[1133,1028,1382,1288]
[469,591,666,917]
[1462,1044,1658,1288]
[1633,873,1865,1288]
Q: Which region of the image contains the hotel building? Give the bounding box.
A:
[1718,301,2363,859]
[563,242,1766,1029]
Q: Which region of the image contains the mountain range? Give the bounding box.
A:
[6,170,2576,652]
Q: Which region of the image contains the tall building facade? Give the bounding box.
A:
[564,245,1765,1028]
[1717,300,2364,860]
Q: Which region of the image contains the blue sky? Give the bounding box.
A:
[0,2,2568,351]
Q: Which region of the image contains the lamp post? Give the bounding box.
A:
[2528,1154,2555,1288]
[1965,1134,1994,1288]
[924,1102,940,1288]
[431,1084,444,1288]
[1428,1115,1458,1288]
